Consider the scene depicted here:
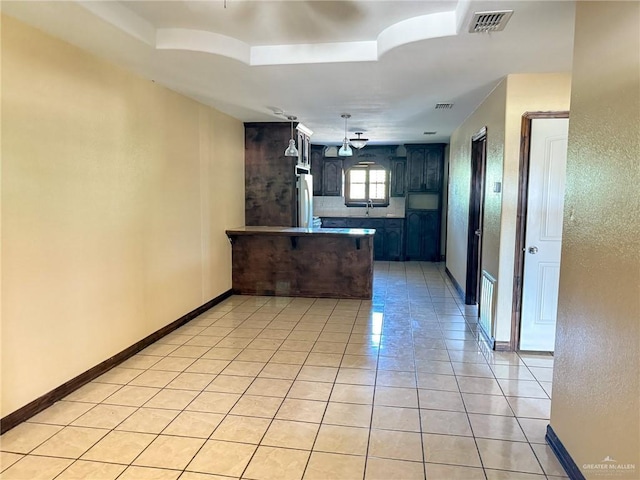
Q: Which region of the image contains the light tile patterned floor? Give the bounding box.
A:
[0,262,566,480]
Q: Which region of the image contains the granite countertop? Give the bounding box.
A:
[225,226,376,237]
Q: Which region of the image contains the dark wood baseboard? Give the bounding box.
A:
[445,267,465,302]
[546,424,584,480]
[0,289,233,434]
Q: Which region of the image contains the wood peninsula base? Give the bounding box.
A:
[226,227,375,299]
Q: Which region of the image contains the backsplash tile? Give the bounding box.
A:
[314,196,405,218]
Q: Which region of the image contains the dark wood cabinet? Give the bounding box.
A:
[352,219,385,261]
[405,210,440,261]
[322,158,343,196]
[373,227,385,259]
[296,125,312,169]
[311,145,323,196]
[384,219,404,261]
[407,144,445,192]
[321,217,404,261]
[321,218,348,228]
[390,159,406,197]
[404,143,445,262]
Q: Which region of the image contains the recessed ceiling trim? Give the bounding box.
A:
[455,0,473,33]
[377,11,457,58]
[76,1,466,66]
[77,0,155,46]
[251,41,377,66]
[157,28,250,64]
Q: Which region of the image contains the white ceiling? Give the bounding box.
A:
[1,0,576,145]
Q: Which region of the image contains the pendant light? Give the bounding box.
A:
[349,132,369,150]
[338,114,353,157]
[284,115,299,157]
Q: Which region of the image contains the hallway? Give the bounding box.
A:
[0,262,565,480]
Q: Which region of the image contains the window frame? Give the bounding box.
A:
[344,166,390,207]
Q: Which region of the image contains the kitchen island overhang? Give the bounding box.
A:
[225,226,375,299]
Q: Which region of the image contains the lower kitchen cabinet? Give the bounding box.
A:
[384,220,404,260]
[405,210,440,261]
[321,217,404,261]
[321,218,348,229]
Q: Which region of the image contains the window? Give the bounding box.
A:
[345,166,389,206]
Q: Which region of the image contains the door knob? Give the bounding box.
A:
[475,229,482,237]
[528,246,539,254]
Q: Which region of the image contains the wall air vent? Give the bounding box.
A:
[435,103,454,110]
[469,10,513,33]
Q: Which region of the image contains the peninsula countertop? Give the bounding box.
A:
[225,226,376,237]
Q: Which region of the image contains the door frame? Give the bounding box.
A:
[465,127,487,305]
[511,111,570,350]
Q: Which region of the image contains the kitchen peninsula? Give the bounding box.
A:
[226,226,375,299]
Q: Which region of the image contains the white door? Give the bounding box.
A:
[519,118,569,351]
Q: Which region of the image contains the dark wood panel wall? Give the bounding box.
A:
[231,234,373,299]
[245,122,297,226]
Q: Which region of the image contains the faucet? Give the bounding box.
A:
[365,199,373,216]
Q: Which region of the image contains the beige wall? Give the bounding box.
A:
[446,78,507,295]
[495,73,572,341]
[550,2,640,477]
[446,73,571,342]
[1,16,245,417]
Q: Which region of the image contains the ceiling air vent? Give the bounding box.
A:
[424,131,437,135]
[469,10,513,33]
[435,103,454,110]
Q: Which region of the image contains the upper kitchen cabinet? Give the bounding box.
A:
[296,123,313,169]
[245,122,311,227]
[390,158,406,197]
[311,145,323,196]
[310,145,343,197]
[406,144,445,192]
[322,158,343,196]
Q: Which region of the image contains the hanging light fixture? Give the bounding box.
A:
[349,132,369,150]
[284,115,299,157]
[338,114,353,157]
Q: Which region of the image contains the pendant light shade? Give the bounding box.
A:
[284,115,299,157]
[338,139,353,157]
[338,114,353,157]
[349,132,368,149]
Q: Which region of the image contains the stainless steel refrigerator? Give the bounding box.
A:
[297,173,314,228]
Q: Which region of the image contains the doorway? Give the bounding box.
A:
[465,127,487,305]
[512,112,570,351]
